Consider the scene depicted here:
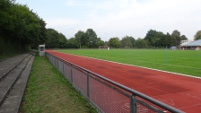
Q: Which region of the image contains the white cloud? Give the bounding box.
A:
[81,0,201,40]
[46,18,79,27]
[37,0,201,40]
[65,0,75,6]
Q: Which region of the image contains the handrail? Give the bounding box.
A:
[46,52,184,113]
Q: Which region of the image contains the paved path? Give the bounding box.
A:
[0,52,35,113]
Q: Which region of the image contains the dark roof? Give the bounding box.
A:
[181,39,201,46]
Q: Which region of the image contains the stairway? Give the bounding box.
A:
[0,53,35,113]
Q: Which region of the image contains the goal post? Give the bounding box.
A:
[99,46,110,50]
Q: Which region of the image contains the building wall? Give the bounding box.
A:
[197,46,201,50]
[180,46,201,50]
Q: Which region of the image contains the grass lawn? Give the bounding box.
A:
[57,49,201,77]
[20,55,96,113]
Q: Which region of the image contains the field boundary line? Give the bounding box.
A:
[79,54,201,70]
[57,51,201,80]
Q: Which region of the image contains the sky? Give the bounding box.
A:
[16,0,201,41]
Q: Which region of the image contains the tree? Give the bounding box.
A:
[121,36,135,48]
[8,4,45,44]
[180,35,187,40]
[158,33,176,48]
[194,30,201,40]
[0,0,13,32]
[73,28,105,48]
[144,29,164,47]
[0,1,47,54]
[45,28,67,48]
[171,30,180,37]
[108,37,121,48]
[58,33,68,48]
[67,37,79,48]
[85,28,98,48]
[1,3,46,45]
[135,38,148,48]
[31,18,47,49]
[97,38,105,46]
[45,29,59,48]
[75,30,85,48]
[171,30,181,46]
[0,0,13,54]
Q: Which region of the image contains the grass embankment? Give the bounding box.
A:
[58,49,201,77]
[20,56,96,113]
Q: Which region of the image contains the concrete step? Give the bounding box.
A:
[0,55,34,113]
[0,54,32,106]
[0,54,30,82]
[0,52,35,113]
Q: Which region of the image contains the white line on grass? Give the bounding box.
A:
[56,51,201,80]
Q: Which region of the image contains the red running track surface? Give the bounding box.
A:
[47,50,201,113]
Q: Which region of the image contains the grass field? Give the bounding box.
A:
[57,49,201,77]
[20,55,96,113]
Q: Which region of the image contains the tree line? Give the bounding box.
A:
[0,0,46,55]
[46,28,201,49]
[111,29,201,49]
[45,28,105,49]
[67,29,189,49]
[1,0,201,55]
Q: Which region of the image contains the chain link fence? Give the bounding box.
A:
[46,52,184,113]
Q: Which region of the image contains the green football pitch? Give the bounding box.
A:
[57,49,201,77]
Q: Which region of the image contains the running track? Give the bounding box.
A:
[47,50,201,113]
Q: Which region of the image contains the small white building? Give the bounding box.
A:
[180,40,201,50]
[38,44,45,56]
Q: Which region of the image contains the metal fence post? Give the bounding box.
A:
[71,65,73,84]
[54,57,55,66]
[62,60,64,75]
[56,58,58,68]
[87,72,90,99]
[130,94,137,113]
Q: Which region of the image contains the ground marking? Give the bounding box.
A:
[58,52,201,80]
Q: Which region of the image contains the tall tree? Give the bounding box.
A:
[58,33,68,48]
[171,30,180,37]
[75,30,85,48]
[0,0,13,32]
[121,36,135,48]
[135,38,148,48]
[180,35,188,40]
[0,0,13,54]
[31,18,47,49]
[85,28,98,48]
[144,29,164,47]
[97,37,105,46]
[67,37,79,48]
[108,37,121,48]
[159,33,176,48]
[0,1,47,54]
[194,30,201,40]
[9,4,44,44]
[45,28,67,48]
[171,30,181,46]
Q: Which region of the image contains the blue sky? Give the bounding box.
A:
[16,0,201,41]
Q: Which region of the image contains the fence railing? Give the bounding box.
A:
[45,52,184,113]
